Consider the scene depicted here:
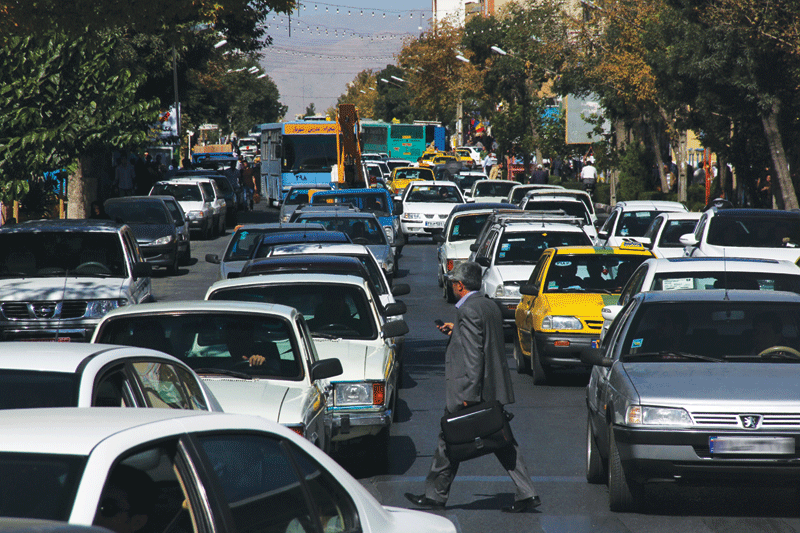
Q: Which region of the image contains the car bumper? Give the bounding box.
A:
[613,425,800,483]
[401,221,445,235]
[0,320,99,342]
[187,219,208,230]
[533,331,597,365]
[139,245,178,267]
[330,408,392,441]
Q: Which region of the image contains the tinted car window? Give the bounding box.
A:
[651,271,800,293]
[297,217,387,245]
[0,370,77,409]
[151,183,203,202]
[523,200,589,224]
[208,283,377,340]
[0,453,86,521]
[544,254,648,292]
[0,233,126,278]
[616,211,659,237]
[224,228,270,261]
[105,202,171,225]
[406,184,461,203]
[162,200,185,225]
[449,213,490,242]
[495,231,591,265]
[707,215,800,247]
[658,220,698,247]
[98,314,303,380]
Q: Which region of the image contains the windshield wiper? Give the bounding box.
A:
[311,332,340,340]
[624,351,722,362]
[193,368,253,379]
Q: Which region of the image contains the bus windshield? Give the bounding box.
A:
[282,134,337,173]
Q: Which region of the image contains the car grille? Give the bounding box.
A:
[585,320,603,330]
[692,411,800,428]
[0,301,88,320]
[424,214,448,220]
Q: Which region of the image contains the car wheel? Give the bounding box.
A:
[531,339,550,385]
[180,242,191,266]
[608,425,642,512]
[443,280,456,303]
[586,413,606,484]
[513,332,531,375]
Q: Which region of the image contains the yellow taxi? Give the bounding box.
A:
[387,166,435,193]
[454,149,474,168]
[514,243,653,384]
[418,150,440,167]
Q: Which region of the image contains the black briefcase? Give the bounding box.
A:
[440,400,514,462]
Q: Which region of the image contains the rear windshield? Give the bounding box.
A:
[313,193,389,216]
[474,181,515,197]
[0,232,126,278]
[106,201,170,225]
[209,284,377,340]
[707,215,800,248]
[449,213,490,242]
[524,201,589,224]
[615,211,659,237]
[496,231,591,265]
[151,183,203,202]
[0,452,86,521]
[97,313,304,380]
[651,271,800,293]
[0,370,77,409]
[297,217,387,245]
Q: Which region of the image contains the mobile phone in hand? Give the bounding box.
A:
[434,319,445,327]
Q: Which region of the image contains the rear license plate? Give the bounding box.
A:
[709,436,795,455]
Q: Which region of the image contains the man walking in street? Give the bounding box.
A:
[405,262,540,513]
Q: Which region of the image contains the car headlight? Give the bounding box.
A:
[383,226,394,244]
[334,382,386,406]
[282,215,291,222]
[494,283,521,299]
[85,299,127,318]
[402,213,421,221]
[151,235,175,246]
[626,406,692,427]
[541,315,583,330]
[187,211,205,219]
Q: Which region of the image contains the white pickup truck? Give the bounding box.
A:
[0,219,152,341]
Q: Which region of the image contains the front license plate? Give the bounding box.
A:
[709,436,795,455]
[424,221,444,228]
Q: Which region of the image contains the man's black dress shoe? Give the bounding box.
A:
[501,495,541,513]
[404,493,446,509]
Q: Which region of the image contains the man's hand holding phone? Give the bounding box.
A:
[435,319,453,335]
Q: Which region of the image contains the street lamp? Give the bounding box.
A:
[214,39,228,49]
[455,54,470,63]
[491,45,508,55]
[390,75,405,83]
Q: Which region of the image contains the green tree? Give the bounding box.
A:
[373,65,415,124]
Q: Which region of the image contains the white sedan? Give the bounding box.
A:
[0,342,222,411]
[0,408,456,533]
[397,181,467,237]
[92,300,342,454]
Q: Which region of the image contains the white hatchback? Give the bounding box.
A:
[0,408,456,533]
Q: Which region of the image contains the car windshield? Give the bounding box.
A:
[615,210,660,237]
[449,213,490,242]
[151,183,203,202]
[106,201,171,225]
[285,189,313,205]
[621,301,800,362]
[296,217,387,245]
[208,284,377,340]
[651,271,800,293]
[392,168,434,181]
[406,185,462,203]
[544,254,648,293]
[0,233,126,278]
[0,452,86,521]
[707,215,800,248]
[474,181,515,197]
[162,201,184,225]
[496,231,592,265]
[97,314,304,379]
[0,370,77,409]
[524,200,589,224]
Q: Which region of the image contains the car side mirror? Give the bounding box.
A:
[205,254,221,264]
[601,305,622,323]
[476,257,490,268]
[393,204,403,216]
[383,302,407,317]
[639,237,653,249]
[391,283,411,296]
[598,230,609,240]
[469,243,479,252]
[432,233,445,243]
[581,347,613,367]
[382,319,409,338]
[679,233,698,246]
[226,272,240,279]
[520,284,538,295]
[310,358,343,381]
[132,262,152,280]
[393,195,402,203]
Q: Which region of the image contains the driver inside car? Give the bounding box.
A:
[751,311,784,354]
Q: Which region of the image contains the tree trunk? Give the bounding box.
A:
[761,99,797,210]
[646,120,668,192]
[67,155,93,219]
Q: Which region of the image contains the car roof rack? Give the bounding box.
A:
[493,210,584,228]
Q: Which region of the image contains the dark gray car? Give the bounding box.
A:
[105,196,180,274]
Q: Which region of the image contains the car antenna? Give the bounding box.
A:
[723,247,729,301]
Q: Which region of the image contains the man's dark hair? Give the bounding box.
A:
[451,261,482,291]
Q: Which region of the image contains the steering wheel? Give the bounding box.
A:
[74,262,112,275]
[351,237,370,245]
[757,345,800,359]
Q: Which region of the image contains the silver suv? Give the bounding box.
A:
[0,220,152,341]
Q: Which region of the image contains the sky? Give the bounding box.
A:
[259,0,431,120]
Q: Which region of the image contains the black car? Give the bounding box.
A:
[104,196,180,274]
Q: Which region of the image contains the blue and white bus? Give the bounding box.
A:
[259,119,340,205]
